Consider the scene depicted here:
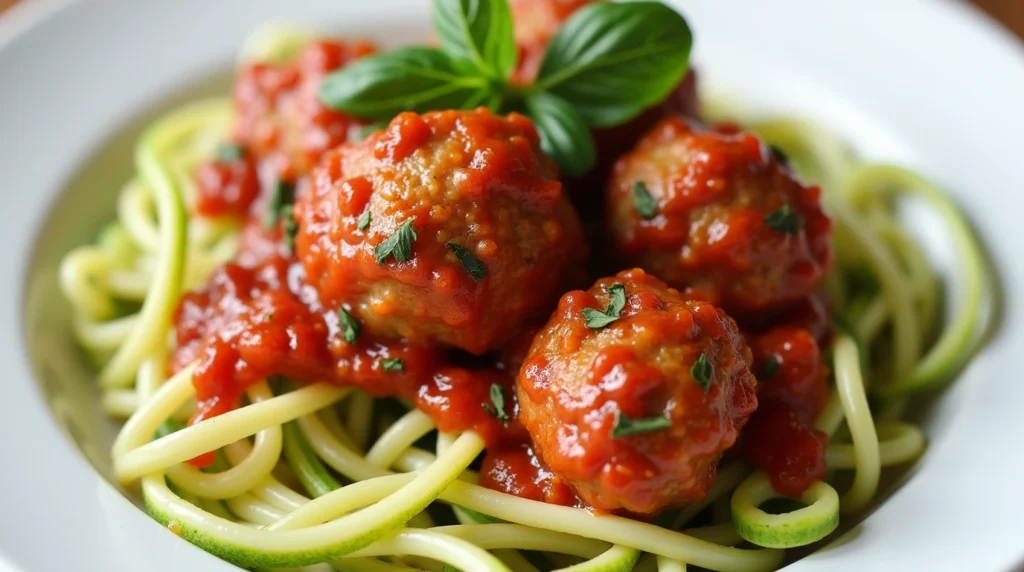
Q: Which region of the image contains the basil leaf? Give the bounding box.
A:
[281,205,298,253]
[264,180,295,229]
[534,2,693,128]
[319,47,495,120]
[612,412,672,438]
[761,356,780,380]
[633,181,658,219]
[581,283,627,329]
[374,219,418,265]
[382,358,405,372]
[524,91,595,176]
[338,308,361,344]
[764,205,803,235]
[691,352,713,391]
[604,284,627,316]
[447,242,488,281]
[357,210,372,231]
[432,0,516,79]
[482,383,510,422]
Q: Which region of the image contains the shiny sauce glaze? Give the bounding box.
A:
[744,323,830,496]
[172,238,519,466]
[176,24,834,504]
[194,40,374,218]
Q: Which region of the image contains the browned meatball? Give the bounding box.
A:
[294,108,587,354]
[509,0,599,84]
[606,117,833,314]
[517,269,758,514]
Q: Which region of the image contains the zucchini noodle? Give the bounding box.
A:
[730,472,840,549]
[830,334,880,514]
[58,40,990,571]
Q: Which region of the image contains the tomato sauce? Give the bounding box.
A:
[172,234,517,465]
[480,441,581,507]
[194,152,262,218]
[192,40,375,223]
[743,324,830,496]
[177,28,834,505]
[232,40,374,183]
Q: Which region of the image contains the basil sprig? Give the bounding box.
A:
[533,2,692,128]
[432,0,516,80]
[318,0,692,177]
[319,48,494,119]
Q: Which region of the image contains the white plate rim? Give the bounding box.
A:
[1,1,1023,571]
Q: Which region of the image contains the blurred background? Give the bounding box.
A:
[0,0,1022,39]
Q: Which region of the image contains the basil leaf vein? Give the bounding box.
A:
[319,47,494,120]
[524,91,595,177]
[612,412,671,438]
[433,0,516,79]
[533,2,693,127]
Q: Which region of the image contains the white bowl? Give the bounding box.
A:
[2,0,1023,571]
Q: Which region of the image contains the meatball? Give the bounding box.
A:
[516,269,758,514]
[510,0,598,84]
[233,40,375,180]
[606,117,833,314]
[295,108,587,354]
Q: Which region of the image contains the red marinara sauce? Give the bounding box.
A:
[171,243,518,465]
[194,150,262,218]
[233,40,375,181]
[480,441,581,507]
[192,40,375,219]
[743,324,830,496]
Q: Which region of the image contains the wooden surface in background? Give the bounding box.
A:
[971,0,1024,39]
[0,0,1023,39]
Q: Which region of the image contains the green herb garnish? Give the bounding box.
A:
[847,264,878,295]
[611,411,671,438]
[357,210,372,231]
[215,142,245,163]
[374,219,418,264]
[691,352,713,391]
[769,144,789,165]
[318,0,692,176]
[281,205,298,252]
[338,308,361,344]
[764,205,803,235]
[382,358,405,372]
[264,180,296,229]
[633,181,658,219]
[761,356,780,380]
[582,283,627,329]
[447,242,488,281]
[433,0,516,80]
[482,383,510,423]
